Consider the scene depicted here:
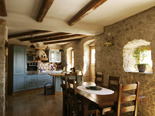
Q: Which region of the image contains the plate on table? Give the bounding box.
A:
[86,86,102,90]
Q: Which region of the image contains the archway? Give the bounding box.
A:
[83,39,95,81]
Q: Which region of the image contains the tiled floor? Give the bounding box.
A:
[5,89,63,116]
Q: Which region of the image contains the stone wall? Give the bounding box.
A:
[0,19,7,116]
[62,7,155,115]
[62,36,95,81]
[95,7,155,116]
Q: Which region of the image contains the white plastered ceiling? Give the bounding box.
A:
[0,0,154,47]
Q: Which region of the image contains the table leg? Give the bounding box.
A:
[63,93,67,116]
[52,75,55,95]
[81,98,89,116]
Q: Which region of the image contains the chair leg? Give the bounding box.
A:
[96,110,99,116]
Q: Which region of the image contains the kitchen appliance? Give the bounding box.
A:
[27,55,36,61]
[27,62,37,71]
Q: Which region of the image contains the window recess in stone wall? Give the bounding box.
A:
[123,39,153,74]
[67,47,73,72]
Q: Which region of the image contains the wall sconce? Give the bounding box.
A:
[104,33,114,47]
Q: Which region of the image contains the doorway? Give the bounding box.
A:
[90,46,95,82]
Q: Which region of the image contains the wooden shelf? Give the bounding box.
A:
[27,53,36,56]
[36,57,48,61]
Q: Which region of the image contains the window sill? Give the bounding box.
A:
[126,71,153,75]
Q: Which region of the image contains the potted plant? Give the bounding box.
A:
[133,47,148,72]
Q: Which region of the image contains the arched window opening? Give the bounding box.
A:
[123,39,153,73]
[66,47,73,72]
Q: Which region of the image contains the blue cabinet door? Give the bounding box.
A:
[55,76,62,92]
[26,75,38,90]
[13,75,26,92]
[14,46,26,75]
[38,73,52,88]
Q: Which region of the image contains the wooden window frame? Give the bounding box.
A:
[71,49,74,68]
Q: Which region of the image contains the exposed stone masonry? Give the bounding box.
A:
[62,7,155,116]
[0,19,6,116]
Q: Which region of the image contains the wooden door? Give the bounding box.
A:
[90,46,95,82]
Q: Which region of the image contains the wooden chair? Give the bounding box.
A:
[65,72,78,83]
[67,78,79,116]
[108,76,121,90]
[97,76,121,115]
[95,72,104,86]
[61,76,70,116]
[67,78,99,116]
[103,82,140,116]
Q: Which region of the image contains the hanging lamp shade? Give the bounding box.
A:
[45,46,50,51]
[59,48,64,52]
[30,44,35,48]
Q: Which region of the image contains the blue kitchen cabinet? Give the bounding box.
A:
[13,75,26,92]
[13,46,27,75]
[26,75,38,90]
[55,76,62,92]
[38,73,52,88]
[13,46,27,92]
[67,75,82,83]
[77,75,82,83]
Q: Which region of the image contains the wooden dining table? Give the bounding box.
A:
[63,82,145,116]
[76,82,117,116]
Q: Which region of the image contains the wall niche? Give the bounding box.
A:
[123,39,153,73]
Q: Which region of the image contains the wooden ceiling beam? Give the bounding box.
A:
[0,0,7,16]
[44,38,81,45]
[36,0,54,22]
[32,34,86,43]
[20,32,70,42]
[68,0,107,26]
[8,30,50,39]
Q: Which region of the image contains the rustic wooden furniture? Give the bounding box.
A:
[103,82,140,116]
[67,79,99,116]
[108,76,121,90]
[76,82,144,116]
[96,76,121,115]
[61,76,69,116]
[65,72,78,83]
[95,72,104,86]
[67,79,79,116]
[48,73,64,94]
[49,72,82,95]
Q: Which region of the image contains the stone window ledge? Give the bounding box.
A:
[126,71,153,75]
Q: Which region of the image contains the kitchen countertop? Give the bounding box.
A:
[27,70,62,75]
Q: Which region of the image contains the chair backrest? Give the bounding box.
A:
[67,78,77,95]
[95,72,104,86]
[108,76,121,90]
[117,82,140,116]
[65,72,78,83]
[61,76,68,91]
[67,78,79,115]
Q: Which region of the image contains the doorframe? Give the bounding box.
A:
[89,46,95,82]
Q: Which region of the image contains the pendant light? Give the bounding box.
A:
[45,46,50,51]
[30,35,35,48]
[59,48,64,52]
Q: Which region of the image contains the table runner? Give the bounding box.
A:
[77,85,114,95]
